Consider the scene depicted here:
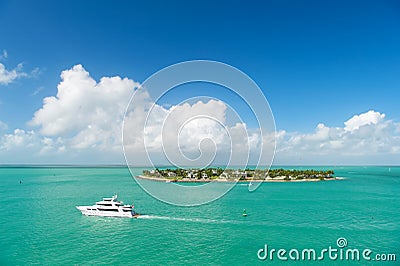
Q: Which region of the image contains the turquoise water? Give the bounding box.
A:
[0,166,399,265]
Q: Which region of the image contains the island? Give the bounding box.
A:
[140,168,339,183]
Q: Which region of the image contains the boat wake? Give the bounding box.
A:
[137,215,242,225]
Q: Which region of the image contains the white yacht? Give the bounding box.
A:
[76,195,140,218]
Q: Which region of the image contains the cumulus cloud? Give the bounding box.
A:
[0,129,37,151]
[0,64,138,163]
[30,65,139,149]
[146,99,229,151]
[0,129,71,164]
[122,92,258,165]
[1,64,399,165]
[344,110,385,132]
[137,99,251,166]
[274,110,400,164]
[19,64,259,165]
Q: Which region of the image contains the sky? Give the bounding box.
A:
[0,0,399,165]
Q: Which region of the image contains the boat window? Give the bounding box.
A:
[98,208,119,212]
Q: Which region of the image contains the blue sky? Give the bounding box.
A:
[0,0,399,165]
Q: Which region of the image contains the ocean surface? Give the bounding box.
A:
[0,166,399,265]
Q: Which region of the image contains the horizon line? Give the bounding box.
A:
[0,164,399,168]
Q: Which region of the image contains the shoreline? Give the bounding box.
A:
[136,175,344,183]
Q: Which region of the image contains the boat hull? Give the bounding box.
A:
[76,206,140,218]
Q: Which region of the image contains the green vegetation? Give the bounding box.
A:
[142,168,335,181]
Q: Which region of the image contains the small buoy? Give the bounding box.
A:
[242,209,247,217]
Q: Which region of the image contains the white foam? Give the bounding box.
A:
[137,214,242,225]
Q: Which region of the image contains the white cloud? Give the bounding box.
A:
[0,129,72,164]
[122,91,256,165]
[139,100,246,166]
[274,110,400,164]
[344,110,385,132]
[24,64,257,165]
[0,64,139,163]
[0,129,37,151]
[0,51,40,85]
[0,63,24,85]
[30,64,139,144]
[146,99,228,151]
[1,64,399,165]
